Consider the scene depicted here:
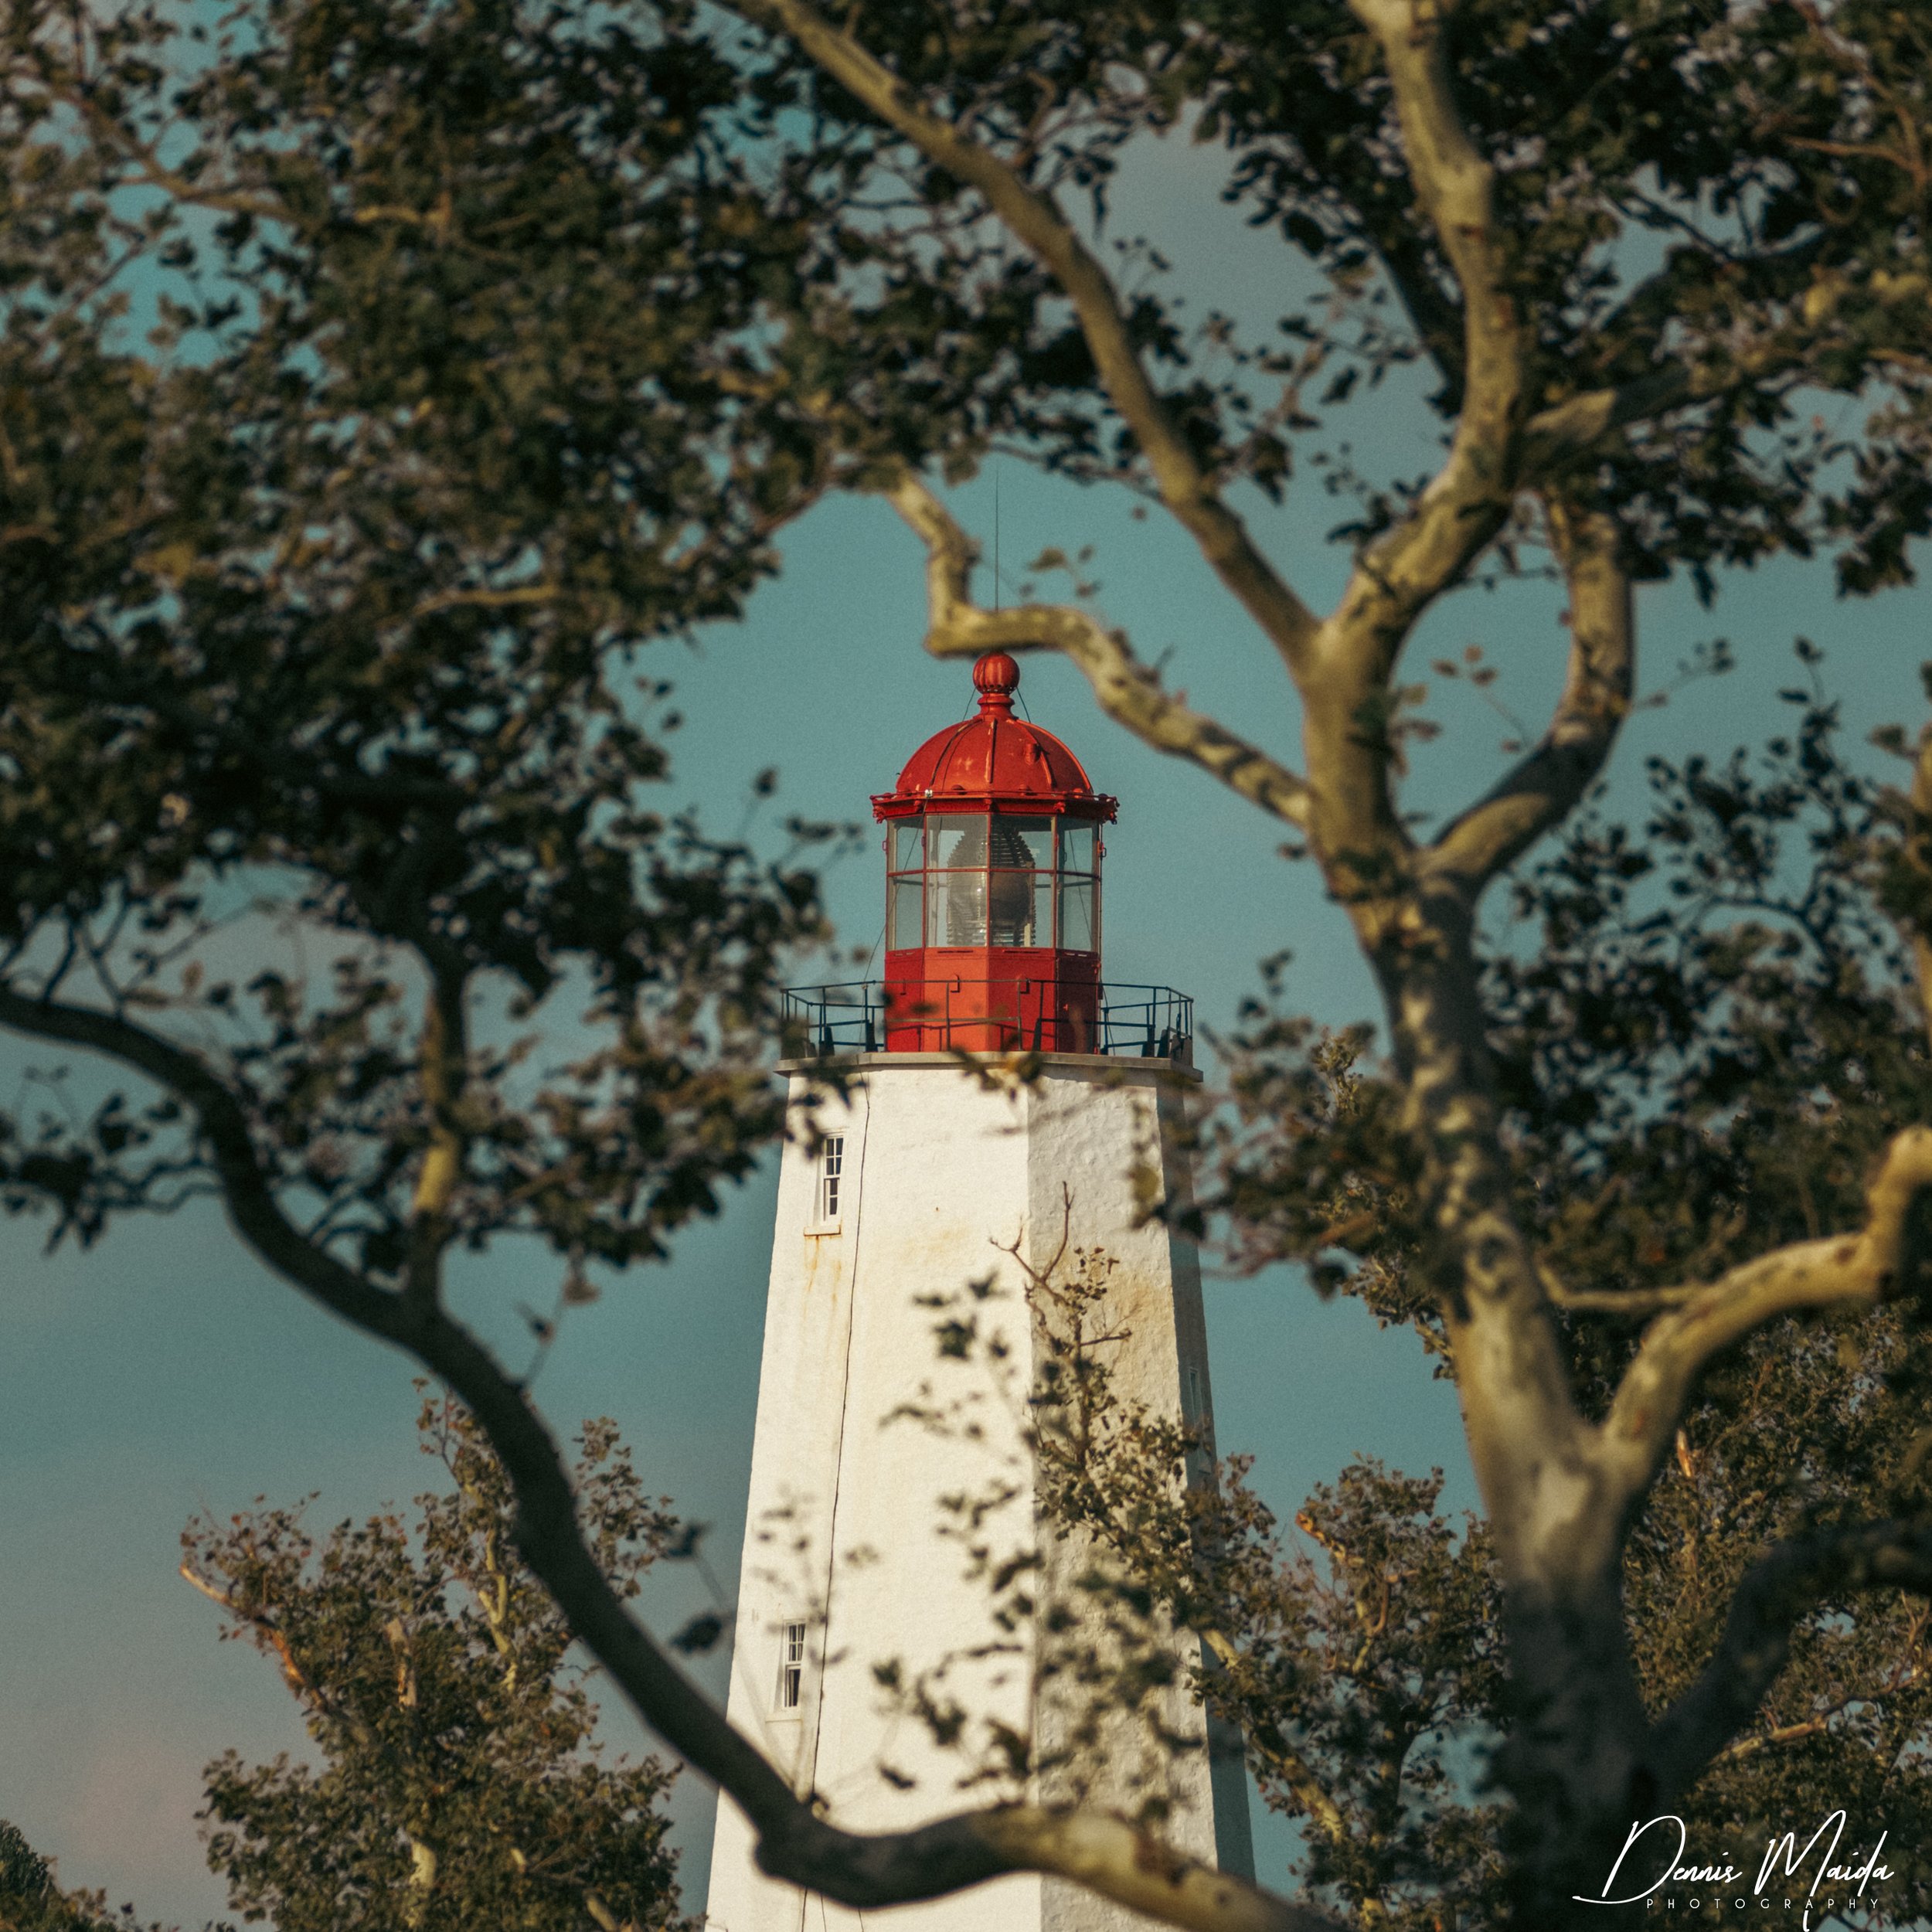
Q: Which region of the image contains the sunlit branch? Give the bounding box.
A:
[1709,1660,1926,1766]
[1324,0,1527,677]
[1536,1274,1700,1318]
[1517,370,1693,480]
[1196,1629,1355,1859]
[885,475,1312,828]
[405,965,468,1314]
[1519,230,1832,481]
[1600,1127,1932,1500]
[178,1560,353,1728]
[1423,505,1633,896]
[412,583,560,620]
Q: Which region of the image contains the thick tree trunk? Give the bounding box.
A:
[1369,922,1662,1924]
[1498,1582,1658,1926]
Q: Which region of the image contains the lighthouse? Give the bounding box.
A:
[706,655,1253,1932]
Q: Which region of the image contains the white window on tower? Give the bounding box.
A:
[776,1621,808,1712]
[815,1134,845,1226]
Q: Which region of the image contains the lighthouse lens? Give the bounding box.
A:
[937,872,988,946]
[910,814,1080,951]
[987,816,1054,947]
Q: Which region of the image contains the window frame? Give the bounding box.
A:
[775,1620,808,1713]
[1057,820,1100,955]
[886,872,923,951]
[809,1134,846,1231]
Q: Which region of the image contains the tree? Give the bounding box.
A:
[0,1821,153,1932]
[181,1396,688,1932]
[6,0,1932,1928]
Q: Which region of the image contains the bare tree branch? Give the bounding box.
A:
[1600,1127,1932,1501]
[1651,1516,1932,1791]
[730,0,1321,680]
[885,474,1314,828]
[1422,505,1634,896]
[38,76,286,223]
[1325,0,1528,676]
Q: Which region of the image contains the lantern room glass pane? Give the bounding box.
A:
[891,821,923,870]
[927,814,987,869]
[927,814,988,947]
[994,815,1055,869]
[1060,878,1096,953]
[931,869,988,947]
[1060,823,1096,872]
[888,876,923,950]
[987,815,1053,947]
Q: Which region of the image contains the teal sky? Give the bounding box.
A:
[2,119,1930,1927]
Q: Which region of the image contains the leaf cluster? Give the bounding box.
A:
[0,1824,160,1932]
[186,1394,689,1932]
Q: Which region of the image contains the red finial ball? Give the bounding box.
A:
[972,651,1020,710]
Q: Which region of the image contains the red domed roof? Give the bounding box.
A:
[872,654,1117,821]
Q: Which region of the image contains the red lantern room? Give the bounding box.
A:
[871,652,1117,1053]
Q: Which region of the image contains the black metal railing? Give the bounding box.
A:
[785,981,888,1056]
[1092,984,1193,1059]
[781,980,1192,1060]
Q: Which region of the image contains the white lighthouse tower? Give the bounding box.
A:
[706,654,1252,1932]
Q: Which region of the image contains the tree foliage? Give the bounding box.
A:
[182,1396,688,1932]
[721,0,1932,584]
[0,0,872,1275]
[0,1822,154,1932]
